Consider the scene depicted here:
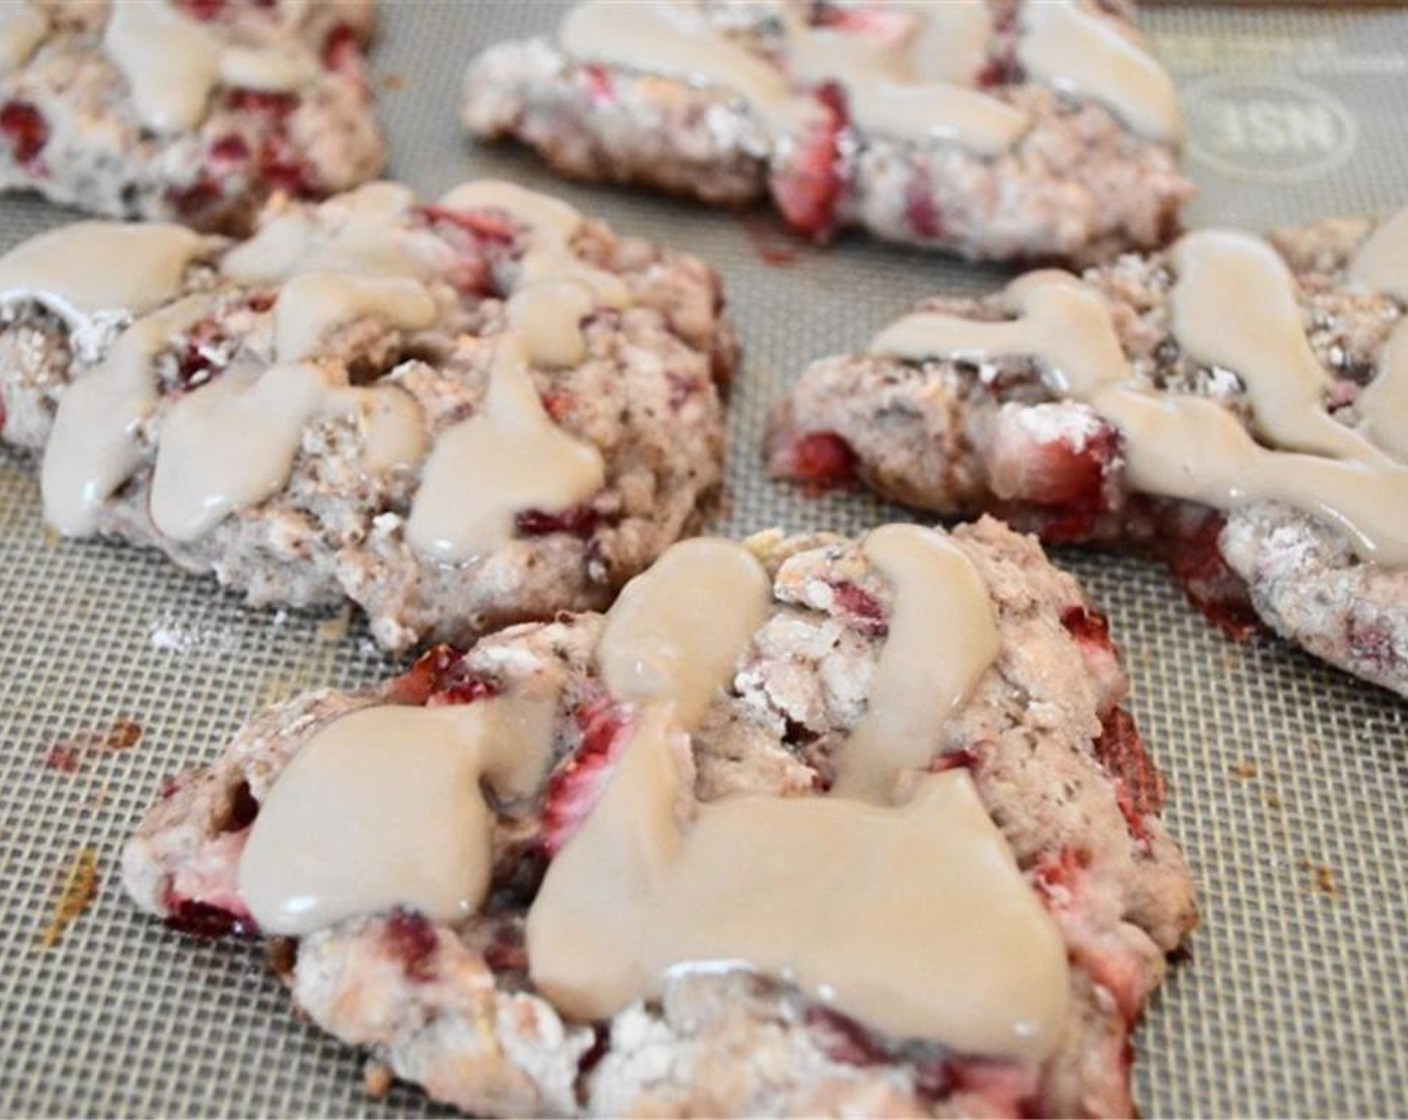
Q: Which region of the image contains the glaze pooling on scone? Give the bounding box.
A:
[150,361,424,543]
[103,1,317,134]
[0,222,209,317]
[598,538,773,728]
[1018,0,1184,145]
[0,1,46,78]
[831,524,1000,802]
[405,339,605,563]
[871,231,1408,565]
[440,180,631,368]
[41,296,213,536]
[527,713,1067,1061]
[239,694,558,936]
[556,0,1176,154]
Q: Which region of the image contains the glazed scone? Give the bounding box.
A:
[463,0,1191,265]
[124,521,1197,1119]
[770,210,1408,697]
[0,0,385,233]
[0,179,736,651]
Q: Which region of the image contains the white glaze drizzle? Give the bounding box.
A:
[439,179,631,368]
[0,2,46,77]
[104,0,316,134]
[0,221,208,316]
[528,696,1067,1060]
[405,338,606,563]
[1349,207,1408,461]
[274,272,438,362]
[1349,207,1408,304]
[1018,0,1184,144]
[41,296,213,536]
[871,231,1408,564]
[831,524,1000,802]
[150,360,424,542]
[598,537,773,728]
[220,183,446,284]
[239,690,559,936]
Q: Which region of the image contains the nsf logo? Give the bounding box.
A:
[1183,74,1359,184]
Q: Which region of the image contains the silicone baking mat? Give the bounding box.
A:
[1,3,1405,1116]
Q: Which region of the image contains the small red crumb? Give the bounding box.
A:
[904,172,944,240]
[931,747,979,773]
[42,847,99,948]
[44,720,144,773]
[1060,605,1114,652]
[735,211,803,267]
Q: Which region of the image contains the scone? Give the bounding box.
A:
[0,179,736,650]
[124,520,1197,1118]
[0,0,385,233]
[463,0,1191,264]
[770,210,1408,697]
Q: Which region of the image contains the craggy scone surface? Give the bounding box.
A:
[2,5,1408,1120]
[123,519,1195,1118]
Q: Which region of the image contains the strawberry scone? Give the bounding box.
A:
[462,0,1190,264]
[770,211,1408,697]
[0,178,735,650]
[0,0,385,234]
[123,521,1197,1118]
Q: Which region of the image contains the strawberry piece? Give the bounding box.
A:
[540,699,635,854]
[226,89,299,117]
[421,205,518,244]
[830,580,888,637]
[1032,845,1091,904]
[163,895,257,938]
[0,100,49,167]
[774,430,857,488]
[1060,605,1114,653]
[1092,707,1165,847]
[988,408,1122,543]
[164,177,222,219]
[1155,506,1259,640]
[391,645,499,707]
[931,746,979,773]
[383,908,439,982]
[904,172,944,240]
[208,133,250,170]
[803,1005,891,1066]
[773,84,847,241]
[515,505,600,539]
[1348,616,1401,672]
[321,22,361,74]
[813,6,914,47]
[581,64,616,107]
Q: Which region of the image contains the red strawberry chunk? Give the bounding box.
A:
[772,84,847,241]
[1156,506,1259,640]
[321,22,362,75]
[541,699,635,854]
[383,907,439,982]
[1092,707,1165,847]
[775,430,857,488]
[421,204,518,244]
[581,64,616,107]
[988,405,1120,510]
[830,580,888,637]
[904,172,944,240]
[1060,605,1114,653]
[515,505,600,539]
[0,100,49,167]
[813,6,915,47]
